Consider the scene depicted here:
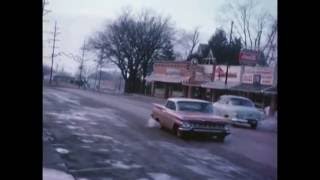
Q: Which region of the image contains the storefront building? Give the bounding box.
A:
[145,61,277,113]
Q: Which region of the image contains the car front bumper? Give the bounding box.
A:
[231,118,260,125]
[178,127,230,136]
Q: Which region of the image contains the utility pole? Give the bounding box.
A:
[225,21,233,85]
[49,21,60,84]
[97,51,103,91]
[229,21,233,43]
[94,63,99,90]
[78,40,86,88]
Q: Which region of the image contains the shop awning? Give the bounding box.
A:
[229,84,277,94]
[262,86,277,95]
[145,74,190,83]
[201,81,240,90]
[182,81,203,87]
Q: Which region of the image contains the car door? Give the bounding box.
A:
[162,101,177,129]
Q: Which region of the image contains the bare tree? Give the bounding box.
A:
[174,27,200,59]
[87,32,109,91]
[62,41,90,88]
[262,20,277,65]
[43,0,51,17]
[89,9,175,93]
[95,50,107,91]
[218,0,274,52]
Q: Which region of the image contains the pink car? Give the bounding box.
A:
[151,98,231,142]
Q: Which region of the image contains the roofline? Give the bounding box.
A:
[154,61,189,64]
[167,97,210,103]
[220,95,251,100]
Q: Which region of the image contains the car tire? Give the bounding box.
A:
[159,121,165,130]
[174,125,186,139]
[216,135,225,142]
[250,122,257,129]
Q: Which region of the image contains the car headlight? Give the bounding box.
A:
[181,122,192,128]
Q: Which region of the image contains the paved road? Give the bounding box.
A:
[43,87,277,180]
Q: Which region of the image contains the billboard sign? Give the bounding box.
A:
[214,65,241,82]
[242,67,274,85]
[166,68,181,75]
[239,50,259,65]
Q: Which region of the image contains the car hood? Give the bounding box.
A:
[176,111,229,124]
[224,105,261,114]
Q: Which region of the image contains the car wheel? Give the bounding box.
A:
[216,135,225,142]
[159,121,165,130]
[176,129,183,137]
[174,125,186,139]
[250,122,257,129]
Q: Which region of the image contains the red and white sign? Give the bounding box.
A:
[214,65,241,82]
[166,68,181,75]
[239,50,259,65]
[242,67,274,85]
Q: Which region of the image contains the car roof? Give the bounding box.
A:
[167,97,210,103]
[220,95,252,101]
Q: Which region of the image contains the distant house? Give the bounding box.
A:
[87,71,124,92]
[53,75,73,82]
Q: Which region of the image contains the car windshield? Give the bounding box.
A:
[177,101,213,113]
[229,98,254,107]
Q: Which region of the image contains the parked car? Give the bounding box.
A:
[151,98,231,142]
[213,95,265,129]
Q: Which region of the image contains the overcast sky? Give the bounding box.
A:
[43,0,277,75]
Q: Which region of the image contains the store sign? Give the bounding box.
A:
[214,65,241,82]
[239,50,259,65]
[242,67,274,85]
[198,65,213,74]
[166,68,181,75]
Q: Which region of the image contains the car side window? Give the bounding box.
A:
[166,101,176,111]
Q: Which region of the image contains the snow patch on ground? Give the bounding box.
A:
[73,133,120,144]
[150,141,245,178]
[81,139,95,143]
[97,148,110,152]
[46,112,88,121]
[46,107,126,127]
[184,165,214,177]
[91,134,115,140]
[44,90,127,127]
[43,168,74,180]
[148,173,178,180]
[55,148,70,154]
[82,107,127,127]
[66,125,84,131]
[112,148,124,153]
[89,122,98,125]
[104,160,142,169]
[47,90,80,105]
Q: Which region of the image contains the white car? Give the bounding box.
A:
[213,95,265,129]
